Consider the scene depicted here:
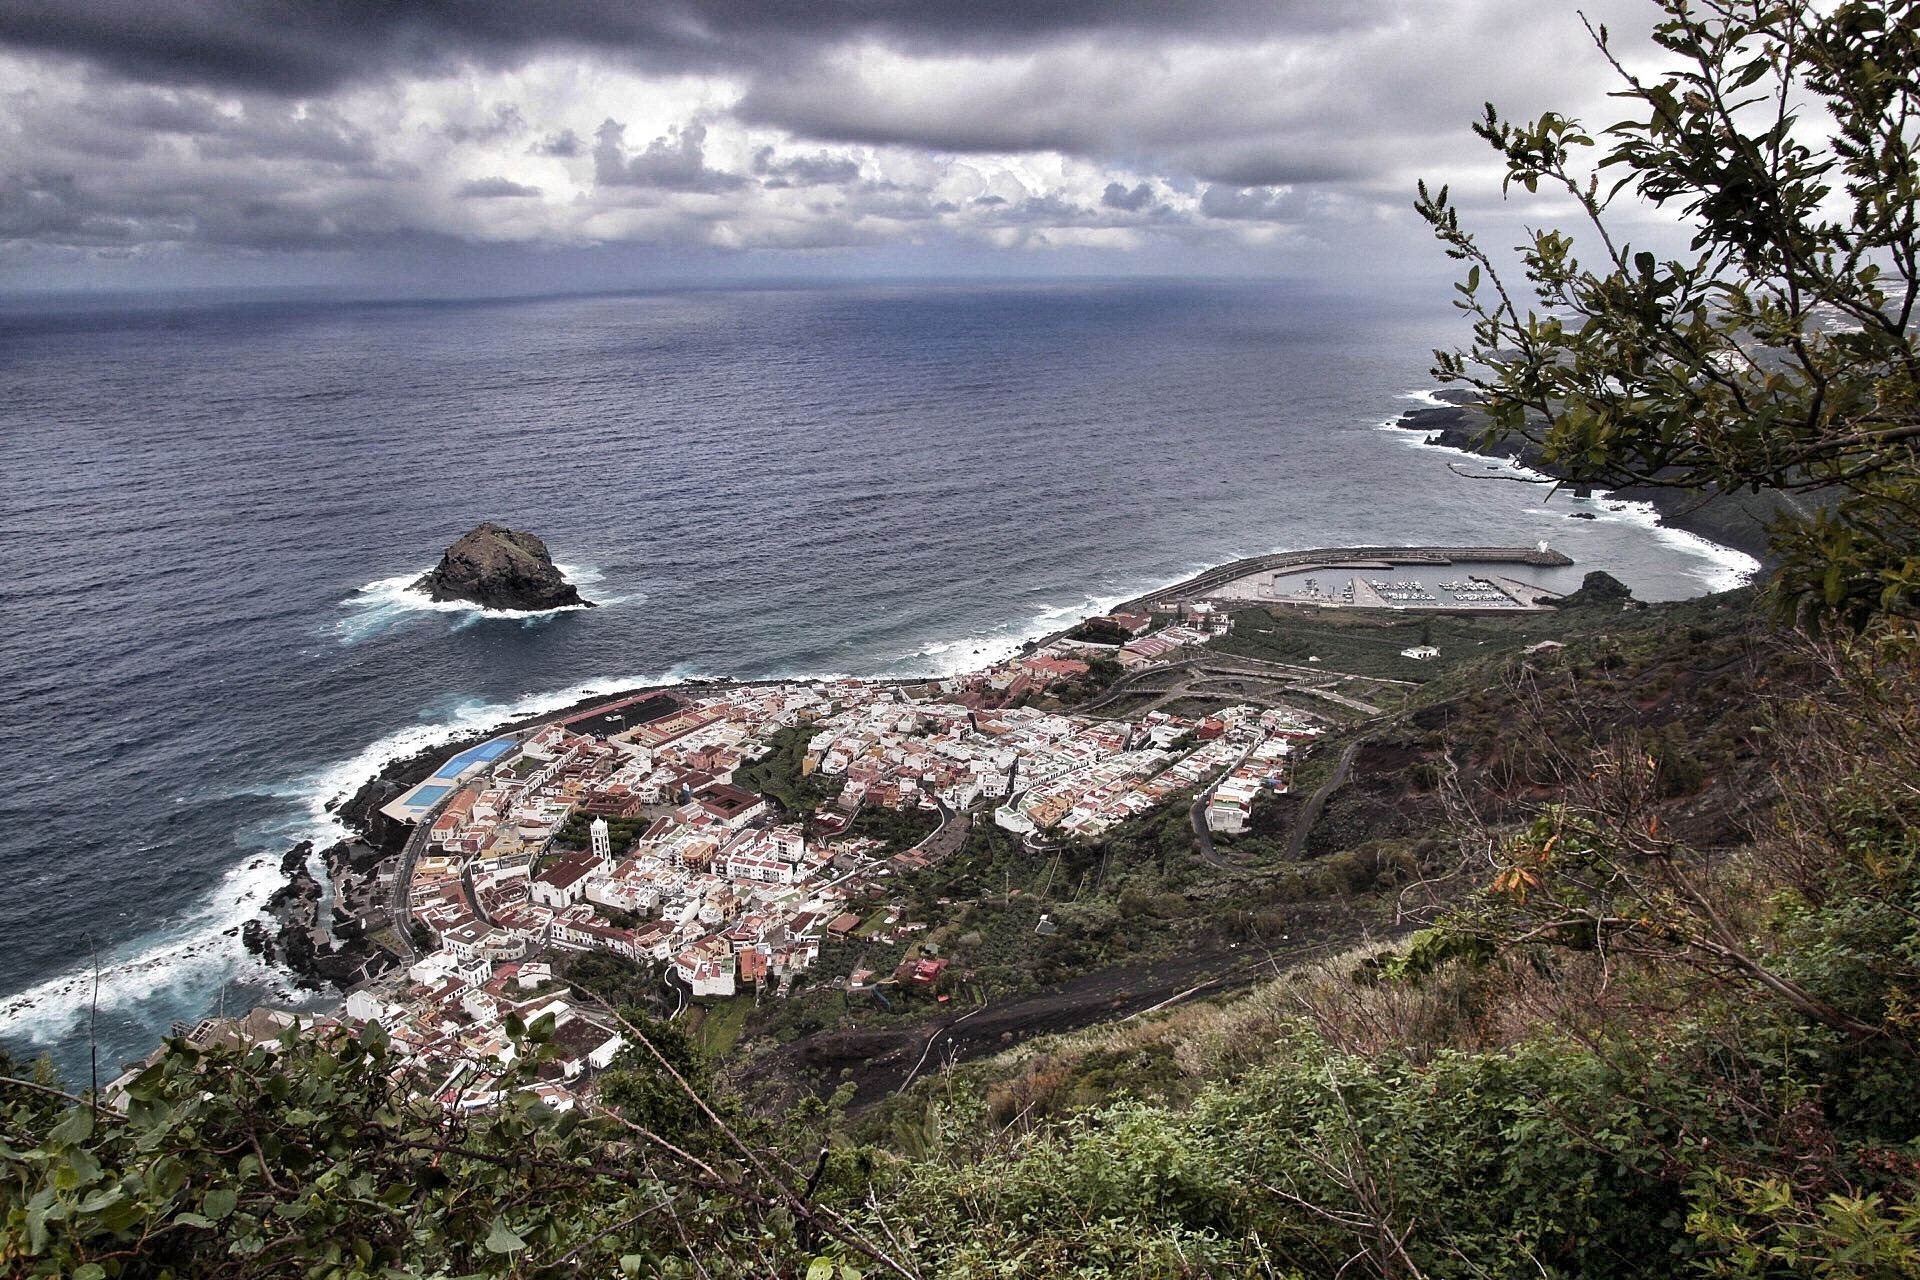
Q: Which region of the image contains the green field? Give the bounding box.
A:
[1213,594,1635,682]
[691,995,753,1059]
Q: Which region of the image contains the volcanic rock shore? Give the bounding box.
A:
[1391,394,1791,565]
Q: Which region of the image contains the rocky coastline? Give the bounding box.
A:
[245,674,906,998]
[245,687,660,994]
[1392,393,1791,568]
[241,483,1741,1006]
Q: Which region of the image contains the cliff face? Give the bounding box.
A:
[412,522,594,611]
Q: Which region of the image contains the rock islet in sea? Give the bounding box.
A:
[412,521,594,612]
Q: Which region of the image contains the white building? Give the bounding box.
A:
[674,952,737,998]
[994,802,1036,835]
[769,825,804,863]
[726,852,795,885]
[343,990,390,1026]
[531,853,604,909]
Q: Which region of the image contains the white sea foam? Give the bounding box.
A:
[334,563,615,644]
[8,394,1764,1053]
[885,564,1217,681]
[1567,493,1761,592]
[1375,397,1761,593]
[0,670,676,1050]
[292,670,676,847]
[0,851,298,1048]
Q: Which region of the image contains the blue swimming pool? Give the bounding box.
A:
[433,736,514,780]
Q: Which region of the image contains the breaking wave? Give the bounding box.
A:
[0,669,674,1053]
[334,563,615,644]
[1379,392,1760,594]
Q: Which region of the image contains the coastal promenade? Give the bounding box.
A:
[386,809,438,961]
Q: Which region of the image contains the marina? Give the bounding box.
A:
[1196,546,1571,614]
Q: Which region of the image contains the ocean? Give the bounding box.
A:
[0,279,1755,1080]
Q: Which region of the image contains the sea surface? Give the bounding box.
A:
[0,279,1755,1080]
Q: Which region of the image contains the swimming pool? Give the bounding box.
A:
[432,736,514,781]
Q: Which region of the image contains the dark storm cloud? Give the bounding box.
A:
[0,2,1339,94]
[751,146,863,188]
[1199,185,1301,221]
[1185,148,1374,188]
[593,120,747,192]
[191,105,375,165]
[0,173,94,240]
[735,69,1114,161]
[96,87,230,136]
[28,114,154,162]
[457,176,542,199]
[0,0,1665,282]
[724,0,1654,184]
[0,167,309,249]
[442,104,526,145]
[532,129,584,158]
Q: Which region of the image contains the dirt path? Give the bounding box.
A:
[1287,738,1364,861]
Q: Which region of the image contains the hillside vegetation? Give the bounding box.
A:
[9,582,1919,1278]
[8,1,1920,1274]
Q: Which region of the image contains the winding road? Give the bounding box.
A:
[1079,654,1395,721]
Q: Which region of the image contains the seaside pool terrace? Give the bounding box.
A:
[380,735,517,823]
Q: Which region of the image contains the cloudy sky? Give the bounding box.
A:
[0,1,1664,294]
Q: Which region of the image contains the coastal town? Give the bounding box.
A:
[132,545,1577,1113]
[138,592,1325,1110]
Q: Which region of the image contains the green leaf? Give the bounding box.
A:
[485,1217,527,1254]
[205,1186,238,1221]
[807,1259,836,1280]
[77,1184,126,1214]
[63,1143,102,1188]
[96,1195,144,1233]
[49,1104,94,1146]
[24,1202,50,1254]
